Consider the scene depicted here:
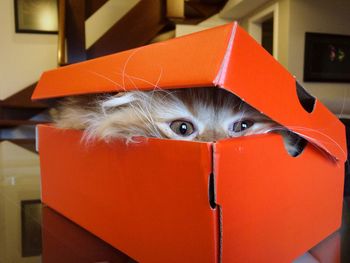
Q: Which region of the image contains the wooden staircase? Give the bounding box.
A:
[0,83,49,152]
[61,0,227,64]
[1,0,227,152]
[63,0,172,64]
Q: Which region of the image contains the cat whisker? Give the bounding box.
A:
[292,133,339,164]
[282,126,346,156]
[86,70,124,90]
[118,67,164,90]
[135,103,160,137]
[121,48,141,89]
[127,99,162,138]
[267,126,343,162]
[155,67,163,87]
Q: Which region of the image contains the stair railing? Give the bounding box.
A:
[58,0,66,66]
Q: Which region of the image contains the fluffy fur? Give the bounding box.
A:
[51,88,306,156]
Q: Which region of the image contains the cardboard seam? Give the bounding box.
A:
[218,205,223,263]
[214,22,238,87]
[212,143,218,205]
[211,143,223,263]
[37,125,44,203]
[209,143,217,209]
[35,125,39,153]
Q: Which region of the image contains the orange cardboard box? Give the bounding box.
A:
[33,23,347,262]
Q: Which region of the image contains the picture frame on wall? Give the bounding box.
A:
[14,0,58,34]
[21,200,42,257]
[304,32,350,82]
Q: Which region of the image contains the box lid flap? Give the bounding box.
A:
[215,24,346,162]
[32,23,232,99]
[32,22,346,161]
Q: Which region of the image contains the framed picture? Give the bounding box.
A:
[21,200,42,257]
[304,32,350,82]
[14,0,58,34]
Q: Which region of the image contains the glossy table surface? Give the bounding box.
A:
[0,142,349,263]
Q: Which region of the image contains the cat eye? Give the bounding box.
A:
[170,120,195,136]
[231,120,254,133]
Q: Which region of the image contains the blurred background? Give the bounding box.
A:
[0,0,349,262]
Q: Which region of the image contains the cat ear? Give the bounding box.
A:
[102,92,137,109]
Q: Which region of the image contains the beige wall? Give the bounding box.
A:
[239,0,350,117]
[288,0,350,117]
[238,0,291,68]
[0,0,57,100]
[276,0,290,68]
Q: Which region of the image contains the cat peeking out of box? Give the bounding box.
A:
[51,87,306,157]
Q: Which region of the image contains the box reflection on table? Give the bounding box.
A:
[42,206,136,263]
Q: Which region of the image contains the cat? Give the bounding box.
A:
[51,87,306,156]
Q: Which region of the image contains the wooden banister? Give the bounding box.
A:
[66,0,87,63]
[58,0,66,66]
[87,0,168,58]
[85,0,109,19]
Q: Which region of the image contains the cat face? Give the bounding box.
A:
[98,88,277,142]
